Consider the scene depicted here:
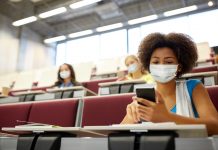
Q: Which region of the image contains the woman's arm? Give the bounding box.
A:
[122,85,218,135]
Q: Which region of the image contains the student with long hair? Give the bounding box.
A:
[118,55,154,83]
[54,63,81,88]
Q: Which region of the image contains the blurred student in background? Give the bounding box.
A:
[117,55,154,83]
[54,63,81,88]
[121,32,218,135]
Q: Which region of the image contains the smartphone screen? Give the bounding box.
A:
[136,88,156,103]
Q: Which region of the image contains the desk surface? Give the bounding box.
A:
[99,79,146,87]
[84,124,207,138]
[182,71,218,78]
[2,124,208,138]
[2,127,105,137]
[0,95,8,98]
[46,86,97,96]
[12,90,45,96]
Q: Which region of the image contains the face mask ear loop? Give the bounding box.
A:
[175,64,181,78]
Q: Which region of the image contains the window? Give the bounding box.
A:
[141,16,189,37]
[188,9,218,46]
[66,35,100,64]
[56,43,66,66]
[99,29,127,59]
[128,27,142,54]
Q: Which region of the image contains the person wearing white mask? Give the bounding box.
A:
[54,63,81,88]
[121,33,218,135]
[117,55,154,83]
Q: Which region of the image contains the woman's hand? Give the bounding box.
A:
[134,92,171,122]
[125,99,141,123]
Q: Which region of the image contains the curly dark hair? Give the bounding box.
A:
[54,63,77,87]
[138,32,198,77]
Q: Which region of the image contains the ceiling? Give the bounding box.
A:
[0,0,217,38]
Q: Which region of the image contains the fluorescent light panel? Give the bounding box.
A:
[96,23,123,32]
[128,15,158,25]
[12,16,37,26]
[39,7,67,18]
[70,0,102,9]
[163,5,198,16]
[208,1,214,6]
[44,36,66,44]
[68,30,93,38]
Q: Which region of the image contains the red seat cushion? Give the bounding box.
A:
[207,86,218,111]
[82,93,134,126]
[0,103,32,129]
[83,78,117,93]
[28,99,79,127]
[191,65,218,73]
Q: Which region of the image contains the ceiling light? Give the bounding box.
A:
[12,16,37,26]
[39,7,67,18]
[68,30,93,38]
[127,15,158,25]
[44,36,66,44]
[70,0,102,9]
[208,1,214,6]
[96,23,123,32]
[163,5,198,17]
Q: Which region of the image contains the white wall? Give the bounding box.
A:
[0,14,19,74]
[17,27,56,71]
[0,13,56,75]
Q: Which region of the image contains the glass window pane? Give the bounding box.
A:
[188,9,218,46]
[100,29,127,59]
[141,16,189,38]
[128,27,141,54]
[56,43,66,66]
[66,35,100,64]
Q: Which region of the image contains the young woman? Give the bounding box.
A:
[54,63,81,88]
[118,55,154,83]
[121,33,218,135]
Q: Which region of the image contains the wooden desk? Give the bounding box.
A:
[2,127,105,137]
[35,86,97,101]
[84,123,207,138]
[181,71,218,86]
[98,79,152,95]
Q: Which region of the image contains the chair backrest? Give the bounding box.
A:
[81,93,134,126]
[0,103,32,129]
[0,73,18,89]
[191,65,218,73]
[37,67,58,87]
[83,78,117,93]
[196,42,211,62]
[206,86,218,111]
[95,58,120,75]
[73,62,94,82]
[13,70,35,90]
[28,99,79,127]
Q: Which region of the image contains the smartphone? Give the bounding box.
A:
[136,88,156,104]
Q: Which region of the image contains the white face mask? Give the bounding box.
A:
[60,71,70,79]
[149,64,178,83]
[128,63,138,73]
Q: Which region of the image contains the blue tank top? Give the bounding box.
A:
[171,79,201,117]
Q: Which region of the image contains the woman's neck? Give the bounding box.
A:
[131,70,143,79]
[63,78,71,84]
[156,80,176,97]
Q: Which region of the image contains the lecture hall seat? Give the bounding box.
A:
[27,99,79,127]
[0,103,32,130]
[81,93,134,126]
[191,65,218,73]
[83,78,117,94]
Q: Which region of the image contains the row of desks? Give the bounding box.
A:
[0,71,217,104]
[0,124,218,150]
